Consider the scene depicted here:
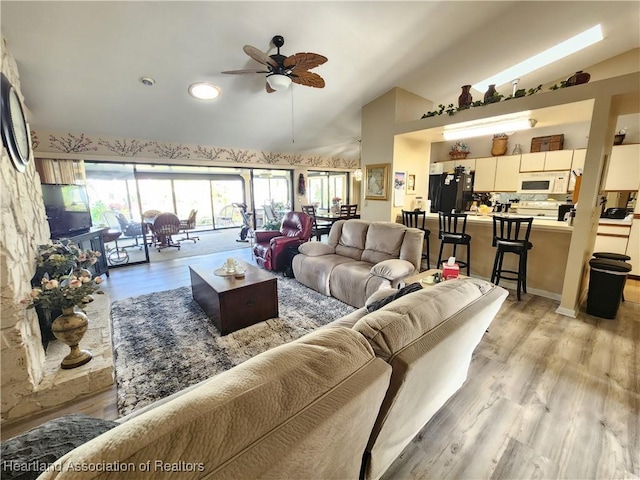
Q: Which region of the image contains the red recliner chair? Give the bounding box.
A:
[253,211,312,271]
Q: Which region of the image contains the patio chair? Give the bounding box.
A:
[116,213,144,246]
[217,205,235,227]
[153,212,181,251]
[263,204,278,224]
[178,209,199,243]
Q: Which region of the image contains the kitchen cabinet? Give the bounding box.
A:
[453,158,476,173]
[594,223,631,257]
[520,150,573,172]
[627,219,639,275]
[593,235,629,256]
[494,155,521,192]
[520,152,545,172]
[571,149,586,173]
[473,156,497,192]
[603,144,640,191]
[440,160,456,173]
[430,162,444,174]
[543,150,574,171]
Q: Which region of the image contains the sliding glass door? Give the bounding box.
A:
[85,162,295,266]
[307,171,350,211]
[85,163,150,265]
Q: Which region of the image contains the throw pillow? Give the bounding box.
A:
[1,414,119,480]
[366,282,423,313]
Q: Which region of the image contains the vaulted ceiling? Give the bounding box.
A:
[2,1,638,160]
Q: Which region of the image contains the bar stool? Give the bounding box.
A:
[436,212,471,274]
[491,216,533,300]
[401,210,430,269]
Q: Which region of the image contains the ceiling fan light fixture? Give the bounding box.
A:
[266,74,292,91]
[188,82,221,100]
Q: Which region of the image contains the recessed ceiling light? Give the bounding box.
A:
[139,77,156,86]
[473,24,603,92]
[188,82,221,100]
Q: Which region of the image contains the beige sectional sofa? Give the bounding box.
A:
[292,219,425,307]
[13,277,506,480]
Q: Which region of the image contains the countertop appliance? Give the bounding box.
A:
[558,204,575,221]
[518,171,570,194]
[512,200,564,218]
[601,207,630,219]
[429,172,473,213]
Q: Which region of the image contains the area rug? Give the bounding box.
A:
[110,276,356,416]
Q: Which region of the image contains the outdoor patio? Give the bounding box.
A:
[103,227,252,266]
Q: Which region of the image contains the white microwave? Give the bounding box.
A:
[517,171,570,194]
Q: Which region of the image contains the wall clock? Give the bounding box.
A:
[1,73,31,173]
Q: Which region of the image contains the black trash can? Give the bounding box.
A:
[592,251,631,262]
[587,258,631,319]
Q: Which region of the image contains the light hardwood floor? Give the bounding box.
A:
[3,251,639,479]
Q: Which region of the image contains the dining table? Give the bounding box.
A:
[314,211,361,224]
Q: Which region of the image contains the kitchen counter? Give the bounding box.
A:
[598,217,633,226]
[400,212,574,298]
[431,212,574,233]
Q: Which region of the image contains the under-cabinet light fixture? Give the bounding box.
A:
[472,24,603,93]
[443,112,536,140]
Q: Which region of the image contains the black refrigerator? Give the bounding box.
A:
[428,172,473,213]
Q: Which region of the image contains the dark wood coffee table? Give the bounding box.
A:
[189,261,278,335]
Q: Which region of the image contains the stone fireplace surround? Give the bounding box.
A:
[1,38,114,425]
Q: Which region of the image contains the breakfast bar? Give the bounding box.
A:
[419,213,573,299]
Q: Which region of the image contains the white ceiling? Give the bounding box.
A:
[2,1,639,160]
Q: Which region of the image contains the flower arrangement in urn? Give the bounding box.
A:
[332,196,342,214]
[35,242,101,279]
[449,141,471,160]
[22,273,103,312]
[22,241,104,369]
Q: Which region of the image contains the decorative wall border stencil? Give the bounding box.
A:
[33,129,358,170]
[49,133,97,153]
[98,139,150,157]
[193,145,226,161]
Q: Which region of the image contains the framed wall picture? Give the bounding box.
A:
[406,174,416,194]
[365,163,390,200]
[394,171,406,207]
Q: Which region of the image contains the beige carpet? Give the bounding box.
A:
[105,227,251,265]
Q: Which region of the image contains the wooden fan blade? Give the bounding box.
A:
[291,70,325,88]
[284,52,328,71]
[221,69,269,75]
[266,82,276,93]
[243,45,277,68]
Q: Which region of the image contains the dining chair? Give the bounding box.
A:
[302,205,332,241]
[339,204,358,219]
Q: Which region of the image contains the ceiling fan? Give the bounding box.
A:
[222,35,327,93]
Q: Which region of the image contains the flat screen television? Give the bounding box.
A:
[41,184,93,238]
